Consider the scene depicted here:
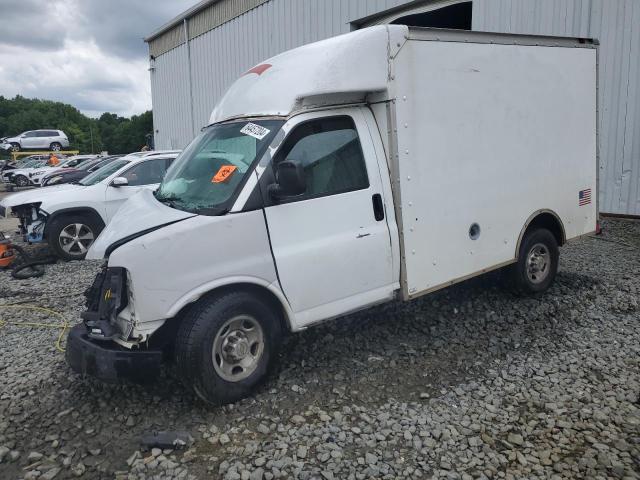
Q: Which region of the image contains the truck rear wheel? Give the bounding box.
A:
[511,228,559,294]
[175,291,282,406]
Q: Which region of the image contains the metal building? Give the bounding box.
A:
[145,0,640,216]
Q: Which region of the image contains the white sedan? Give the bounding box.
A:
[0,152,179,260]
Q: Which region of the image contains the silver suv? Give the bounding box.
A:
[0,130,70,152]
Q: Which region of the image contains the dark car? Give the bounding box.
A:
[41,155,122,186]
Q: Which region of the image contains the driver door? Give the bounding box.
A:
[103,157,173,222]
[21,132,39,149]
[263,108,395,327]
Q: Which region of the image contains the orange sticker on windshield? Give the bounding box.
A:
[212,165,237,183]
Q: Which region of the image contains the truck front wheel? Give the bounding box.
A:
[511,228,559,294]
[175,292,282,405]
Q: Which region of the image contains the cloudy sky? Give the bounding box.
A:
[0,0,197,118]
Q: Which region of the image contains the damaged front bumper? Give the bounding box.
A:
[11,203,47,243]
[66,324,162,383]
[66,265,166,383]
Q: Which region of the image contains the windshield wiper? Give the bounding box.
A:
[195,205,228,216]
[155,193,180,203]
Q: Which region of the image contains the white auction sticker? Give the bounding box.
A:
[240,122,270,140]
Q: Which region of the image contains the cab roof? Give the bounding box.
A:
[209,25,408,124]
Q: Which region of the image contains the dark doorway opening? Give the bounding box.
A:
[391,2,472,30]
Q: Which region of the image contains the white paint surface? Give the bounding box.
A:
[392,39,597,295]
[263,108,397,328]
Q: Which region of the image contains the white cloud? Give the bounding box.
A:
[0,0,196,117]
[0,39,151,117]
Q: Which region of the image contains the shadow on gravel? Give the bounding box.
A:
[3,219,637,479]
[60,267,603,411]
[259,268,603,409]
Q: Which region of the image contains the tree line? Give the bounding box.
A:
[0,96,153,156]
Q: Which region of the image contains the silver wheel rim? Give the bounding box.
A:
[526,243,550,284]
[11,145,19,152]
[51,144,60,151]
[16,176,27,187]
[59,223,94,256]
[212,315,264,382]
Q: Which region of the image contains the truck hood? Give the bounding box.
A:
[0,184,81,209]
[87,189,196,259]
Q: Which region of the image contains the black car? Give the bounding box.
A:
[41,155,122,186]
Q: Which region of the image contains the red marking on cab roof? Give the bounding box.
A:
[244,64,272,76]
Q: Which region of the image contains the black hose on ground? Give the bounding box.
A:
[10,244,58,279]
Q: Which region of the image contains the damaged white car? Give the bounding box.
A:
[0,153,178,260]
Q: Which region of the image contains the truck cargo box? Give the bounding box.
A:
[385,28,597,298]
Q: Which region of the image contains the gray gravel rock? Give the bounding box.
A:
[0,217,639,479]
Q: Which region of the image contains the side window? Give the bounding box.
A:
[275,116,369,199]
[122,158,168,186]
[23,131,36,138]
[36,131,50,137]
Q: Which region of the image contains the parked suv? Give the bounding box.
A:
[0,130,70,152]
[0,152,179,260]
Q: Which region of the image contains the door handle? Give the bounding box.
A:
[372,194,384,221]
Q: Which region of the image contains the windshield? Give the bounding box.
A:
[77,158,102,171]
[58,158,77,168]
[79,159,129,186]
[156,119,283,214]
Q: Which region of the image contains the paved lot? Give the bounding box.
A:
[0,216,638,480]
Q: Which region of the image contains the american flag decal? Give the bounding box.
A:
[579,188,592,206]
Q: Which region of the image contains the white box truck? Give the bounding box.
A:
[66,26,598,405]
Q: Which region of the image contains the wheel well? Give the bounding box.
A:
[518,211,565,256]
[45,208,105,237]
[173,283,292,334]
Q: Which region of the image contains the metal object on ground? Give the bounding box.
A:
[140,431,194,450]
[0,232,16,268]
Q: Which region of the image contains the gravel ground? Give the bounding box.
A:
[0,217,638,480]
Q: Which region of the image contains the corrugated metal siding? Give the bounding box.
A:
[152,0,408,148]
[149,24,185,58]
[474,0,640,215]
[150,0,639,214]
[148,0,271,57]
[188,0,270,39]
[149,46,192,150]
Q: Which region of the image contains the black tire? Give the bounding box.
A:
[14,175,29,187]
[50,142,62,151]
[510,228,559,294]
[10,143,20,152]
[47,214,103,261]
[175,291,282,406]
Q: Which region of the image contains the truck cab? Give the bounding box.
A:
[67,25,597,405]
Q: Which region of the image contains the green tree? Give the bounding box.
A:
[0,96,152,157]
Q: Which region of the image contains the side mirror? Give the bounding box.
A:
[111,176,128,187]
[269,159,305,200]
